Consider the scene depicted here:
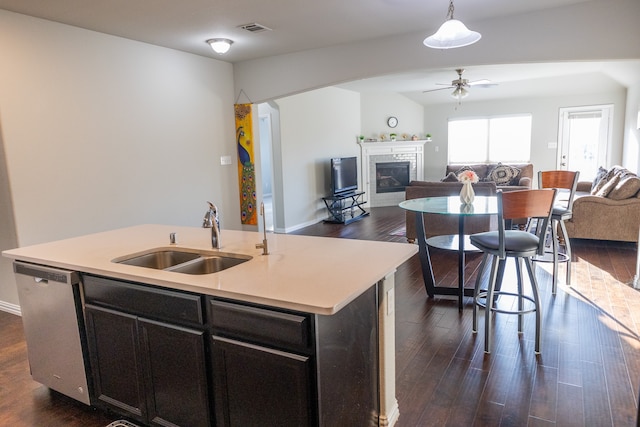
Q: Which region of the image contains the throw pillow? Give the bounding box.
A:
[595,173,621,197]
[487,163,521,186]
[608,172,640,200]
[591,166,608,192]
[441,172,459,182]
[452,166,478,181]
[591,167,617,195]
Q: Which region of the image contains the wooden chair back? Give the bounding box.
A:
[500,189,557,221]
[538,170,580,210]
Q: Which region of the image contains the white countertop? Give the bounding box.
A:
[3,224,417,315]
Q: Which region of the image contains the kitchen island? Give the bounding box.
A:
[3,224,417,427]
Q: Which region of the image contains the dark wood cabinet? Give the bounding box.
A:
[139,318,209,427]
[83,274,380,427]
[83,275,210,427]
[85,305,145,420]
[209,287,379,427]
[212,336,313,427]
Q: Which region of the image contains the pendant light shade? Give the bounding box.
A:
[207,38,233,54]
[424,0,481,49]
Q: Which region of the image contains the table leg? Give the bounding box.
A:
[415,212,436,297]
[458,216,465,311]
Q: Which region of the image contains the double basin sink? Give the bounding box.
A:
[113,247,252,275]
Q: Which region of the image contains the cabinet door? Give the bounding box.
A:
[85,305,147,422]
[139,318,210,427]
[212,336,314,427]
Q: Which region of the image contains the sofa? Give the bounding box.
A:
[444,163,533,191]
[405,163,533,243]
[564,166,640,242]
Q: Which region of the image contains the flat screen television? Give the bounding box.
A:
[330,156,358,195]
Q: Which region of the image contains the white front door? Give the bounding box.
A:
[558,105,613,181]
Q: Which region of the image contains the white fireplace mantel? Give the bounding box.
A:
[359,140,426,207]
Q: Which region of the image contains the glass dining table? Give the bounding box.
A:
[399,196,498,310]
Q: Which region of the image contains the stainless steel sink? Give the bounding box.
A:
[170,255,250,275]
[113,248,252,275]
[117,250,201,269]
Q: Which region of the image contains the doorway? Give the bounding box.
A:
[558,105,613,180]
[258,114,274,232]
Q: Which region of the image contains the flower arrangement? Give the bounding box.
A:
[458,170,479,183]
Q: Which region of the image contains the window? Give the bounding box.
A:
[448,115,532,163]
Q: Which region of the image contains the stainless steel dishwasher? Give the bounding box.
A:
[14,261,92,405]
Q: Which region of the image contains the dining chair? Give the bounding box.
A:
[535,170,580,294]
[470,189,556,354]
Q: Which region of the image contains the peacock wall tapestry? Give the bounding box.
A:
[234,103,257,225]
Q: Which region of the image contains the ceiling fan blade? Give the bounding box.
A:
[469,79,499,88]
[423,86,453,93]
[468,79,491,85]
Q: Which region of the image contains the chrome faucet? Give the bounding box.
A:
[255,202,269,255]
[203,201,221,249]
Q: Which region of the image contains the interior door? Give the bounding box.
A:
[558,105,613,180]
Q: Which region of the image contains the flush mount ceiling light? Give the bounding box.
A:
[424,0,481,49]
[207,38,233,54]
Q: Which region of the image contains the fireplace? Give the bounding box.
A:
[376,162,410,193]
[359,140,426,207]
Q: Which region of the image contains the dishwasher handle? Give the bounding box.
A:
[13,261,78,285]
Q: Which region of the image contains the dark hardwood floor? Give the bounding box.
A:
[1,206,639,426]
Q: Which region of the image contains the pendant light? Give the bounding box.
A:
[424,0,481,49]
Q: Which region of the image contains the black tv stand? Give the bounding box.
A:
[322,191,369,224]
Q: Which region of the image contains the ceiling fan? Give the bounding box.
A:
[423,68,497,101]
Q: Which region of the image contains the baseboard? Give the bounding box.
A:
[0,300,21,316]
[282,217,323,234]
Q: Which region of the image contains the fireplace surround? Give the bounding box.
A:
[359,140,426,207]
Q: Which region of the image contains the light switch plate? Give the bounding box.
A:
[220,155,232,165]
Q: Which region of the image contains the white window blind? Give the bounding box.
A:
[448,115,532,163]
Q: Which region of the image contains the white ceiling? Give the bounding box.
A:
[1,0,637,104]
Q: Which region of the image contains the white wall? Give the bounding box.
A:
[0,10,237,308]
[422,87,628,181]
[623,83,640,173]
[275,87,361,230]
[359,93,424,141]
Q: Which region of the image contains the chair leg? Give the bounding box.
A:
[559,219,572,286]
[484,255,500,354]
[515,257,524,334]
[524,257,542,354]
[551,219,559,295]
[473,253,489,334]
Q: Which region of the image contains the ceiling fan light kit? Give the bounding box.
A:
[451,86,468,100]
[424,0,481,49]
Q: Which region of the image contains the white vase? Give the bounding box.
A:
[460,181,475,204]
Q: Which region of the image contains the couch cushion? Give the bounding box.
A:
[591,167,619,195]
[486,163,521,185]
[591,166,608,192]
[609,172,640,200]
[595,173,621,197]
[441,171,459,182]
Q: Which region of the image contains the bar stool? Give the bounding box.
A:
[470,189,556,354]
[535,170,580,294]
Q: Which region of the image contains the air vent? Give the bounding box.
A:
[238,22,272,33]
